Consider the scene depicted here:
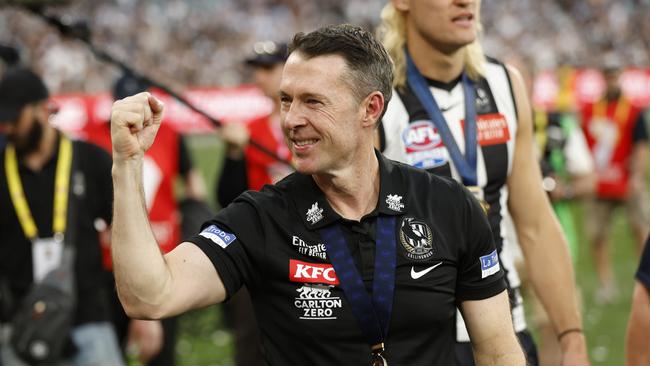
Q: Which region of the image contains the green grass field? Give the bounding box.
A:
[174,134,643,365]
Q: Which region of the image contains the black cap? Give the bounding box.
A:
[0,67,49,123]
[112,72,151,101]
[0,45,20,67]
[244,41,288,67]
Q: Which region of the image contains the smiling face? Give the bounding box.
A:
[395,0,479,52]
[279,52,372,175]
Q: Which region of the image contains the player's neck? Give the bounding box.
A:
[314,149,380,222]
[407,36,465,83]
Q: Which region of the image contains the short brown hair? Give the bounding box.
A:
[289,24,393,120]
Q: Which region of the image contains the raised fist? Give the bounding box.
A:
[110,92,164,162]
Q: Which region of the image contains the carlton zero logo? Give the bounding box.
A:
[289,259,339,285]
[402,120,448,169]
[294,284,343,320]
[399,217,435,261]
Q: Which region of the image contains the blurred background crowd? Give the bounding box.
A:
[0,0,648,94]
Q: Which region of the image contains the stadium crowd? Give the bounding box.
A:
[0,0,648,95]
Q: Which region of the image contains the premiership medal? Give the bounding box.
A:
[371,343,388,366]
[371,353,387,366]
[320,219,396,366]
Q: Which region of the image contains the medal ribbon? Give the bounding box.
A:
[405,50,478,186]
[5,136,73,240]
[319,216,396,362]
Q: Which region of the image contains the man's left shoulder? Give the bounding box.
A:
[385,157,465,196]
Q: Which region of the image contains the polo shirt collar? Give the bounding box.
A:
[292,150,408,230]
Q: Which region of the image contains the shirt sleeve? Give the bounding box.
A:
[636,236,650,289]
[455,188,506,302]
[185,199,264,299]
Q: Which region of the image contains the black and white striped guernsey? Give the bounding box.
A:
[381,57,527,341]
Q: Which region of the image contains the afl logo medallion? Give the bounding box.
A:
[399,217,434,261]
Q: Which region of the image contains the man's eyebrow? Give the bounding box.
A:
[301,92,329,101]
[279,91,330,103]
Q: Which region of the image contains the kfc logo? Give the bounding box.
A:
[289,259,339,285]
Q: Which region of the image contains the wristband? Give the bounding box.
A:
[557,328,582,341]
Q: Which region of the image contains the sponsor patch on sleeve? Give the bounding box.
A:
[480,249,500,279]
[199,225,237,249]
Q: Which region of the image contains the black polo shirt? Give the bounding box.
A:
[189,152,506,365]
[0,133,113,325]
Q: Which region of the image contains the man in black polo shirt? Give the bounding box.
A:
[110,25,525,365]
[0,68,123,365]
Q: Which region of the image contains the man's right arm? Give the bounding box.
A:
[111,93,226,319]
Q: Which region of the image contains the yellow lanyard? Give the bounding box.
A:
[5,136,73,241]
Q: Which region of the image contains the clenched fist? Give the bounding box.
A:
[110,92,164,162]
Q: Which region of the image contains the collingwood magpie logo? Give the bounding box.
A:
[399,217,434,260]
[306,202,324,224]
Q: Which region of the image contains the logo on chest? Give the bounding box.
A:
[402,120,449,169]
[294,284,342,320]
[292,235,327,260]
[461,113,511,146]
[399,217,435,261]
[288,259,339,285]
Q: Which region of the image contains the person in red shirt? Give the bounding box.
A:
[581,62,650,303]
[215,41,292,366]
[85,73,206,366]
[217,41,292,203]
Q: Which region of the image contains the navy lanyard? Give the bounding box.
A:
[319,216,396,359]
[405,51,478,186]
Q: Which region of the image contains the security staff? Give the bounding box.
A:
[109,24,525,365]
[0,68,123,365]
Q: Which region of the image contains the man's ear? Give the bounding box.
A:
[361,91,385,128]
[391,0,410,12]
